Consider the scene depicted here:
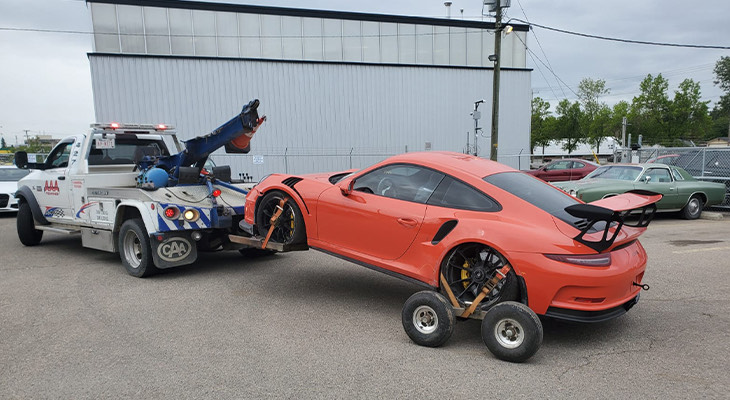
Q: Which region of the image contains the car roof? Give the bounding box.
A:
[383,151,515,178]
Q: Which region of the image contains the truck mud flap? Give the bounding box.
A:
[150,232,198,269]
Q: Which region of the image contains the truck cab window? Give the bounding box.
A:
[46,141,74,169]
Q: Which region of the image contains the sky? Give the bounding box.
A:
[0,0,728,145]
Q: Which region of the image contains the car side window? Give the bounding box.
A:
[46,141,74,169]
[572,162,585,169]
[546,160,570,171]
[352,164,444,203]
[643,168,672,183]
[670,168,684,181]
[427,176,500,212]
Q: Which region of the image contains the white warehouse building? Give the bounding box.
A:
[87,0,532,179]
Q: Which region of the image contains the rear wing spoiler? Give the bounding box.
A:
[564,190,662,252]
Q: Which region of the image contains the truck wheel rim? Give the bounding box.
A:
[494,318,524,349]
[123,230,142,269]
[413,305,438,334]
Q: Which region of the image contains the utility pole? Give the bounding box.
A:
[23,129,30,145]
[490,1,505,161]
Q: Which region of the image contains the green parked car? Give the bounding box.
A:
[553,164,727,219]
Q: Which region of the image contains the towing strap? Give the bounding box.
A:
[261,198,287,249]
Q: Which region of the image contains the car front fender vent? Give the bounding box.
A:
[282,177,303,188]
[431,220,458,245]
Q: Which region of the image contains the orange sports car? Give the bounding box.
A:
[242,151,660,362]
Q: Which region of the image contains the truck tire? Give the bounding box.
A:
[118,219,157,277]
[17,202,43,246]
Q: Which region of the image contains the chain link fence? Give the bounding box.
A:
[615,147,730,209]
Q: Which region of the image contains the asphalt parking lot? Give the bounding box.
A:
[1,213,729,399]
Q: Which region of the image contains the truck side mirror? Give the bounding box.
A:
[14,151,28,169]
[339,178,354,196]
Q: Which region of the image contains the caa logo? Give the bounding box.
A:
[157,237,192,262]
[44,180,60,196]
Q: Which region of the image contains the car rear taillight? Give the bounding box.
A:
[544,253,611,267]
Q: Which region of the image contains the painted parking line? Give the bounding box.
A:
[672,246,730,254]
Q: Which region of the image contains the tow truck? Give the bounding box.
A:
[14,99,265,277]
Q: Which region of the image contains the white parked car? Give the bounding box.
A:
[0,166,30,213]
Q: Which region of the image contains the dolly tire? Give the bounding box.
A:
[119,219,157,278]
[481,301,542,363]
[402,291,455,348]
[17,201,43,246]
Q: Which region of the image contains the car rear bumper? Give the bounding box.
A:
[544,294,640,323]
[511,240,648,319]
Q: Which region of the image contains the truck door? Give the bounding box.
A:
[37,139,75,222]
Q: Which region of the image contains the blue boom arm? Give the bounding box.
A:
[138,99,263,183]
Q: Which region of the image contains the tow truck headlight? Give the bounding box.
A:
[183,209,200,222]
[163,206,180,219]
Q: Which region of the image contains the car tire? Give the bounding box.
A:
[402,291,455,348]
[681,195,703,220]
[17,201,43,246]
[481,301,542,363]
[118,219,157,277]
[255,191,306,245]
[441,243,519,311]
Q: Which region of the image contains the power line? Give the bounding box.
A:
[512,18,730,50]
[515,0,567,99]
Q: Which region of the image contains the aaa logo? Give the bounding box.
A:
[44,180,60,195]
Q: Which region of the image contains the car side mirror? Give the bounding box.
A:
[339,178,354,196]
[14,151,28,169]
[643,176,652,183]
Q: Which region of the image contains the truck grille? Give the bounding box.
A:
[0,194,8,208]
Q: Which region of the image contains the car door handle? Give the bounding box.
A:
[397,218,418,228]
[58,176,66,180]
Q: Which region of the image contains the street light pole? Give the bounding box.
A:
[489,3,503,161]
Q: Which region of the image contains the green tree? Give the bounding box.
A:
[555,99,583,154]
[530,97,553,153]
[577,78,611,153]
[0,137,6,149]
[713,56,730,138]
[670,79,710,142]
[631,74,670,145]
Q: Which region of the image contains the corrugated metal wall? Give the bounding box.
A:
[90,55,530,179]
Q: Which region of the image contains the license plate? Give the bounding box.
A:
[96,138,115,149]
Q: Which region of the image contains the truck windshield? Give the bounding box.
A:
[89,136,169,165]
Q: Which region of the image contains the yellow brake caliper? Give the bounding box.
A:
[461,261,470,289]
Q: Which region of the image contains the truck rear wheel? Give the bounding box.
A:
[119,219,157,277]
[17,202,43,246]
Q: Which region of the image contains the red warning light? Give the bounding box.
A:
[212,189,222,197]
[156,124,167,130]
[164,207,177,218]
[110,122,119,130]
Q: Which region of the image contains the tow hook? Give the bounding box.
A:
[633,282,650,291]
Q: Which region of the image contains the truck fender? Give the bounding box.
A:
[113,201,157,234]
[15,186,50,225]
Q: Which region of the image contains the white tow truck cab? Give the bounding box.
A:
[14,122,255,277]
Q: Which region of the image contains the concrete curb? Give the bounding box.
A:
[700,211,724,220]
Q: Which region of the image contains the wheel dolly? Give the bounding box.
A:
[229,197,543,362]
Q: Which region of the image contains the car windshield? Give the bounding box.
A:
[484,172,585,227]
[585,165,642,181]
[0,168,30,181]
